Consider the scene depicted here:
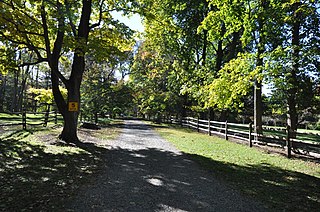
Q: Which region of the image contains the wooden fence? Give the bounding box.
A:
[0,110,60,130]
[167,116,320,159]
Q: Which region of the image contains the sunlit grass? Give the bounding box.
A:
[92,127,122,140]
[155,125,320,211]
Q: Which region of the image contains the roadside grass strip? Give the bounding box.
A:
[155,126,320,211]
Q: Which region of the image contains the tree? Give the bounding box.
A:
[0,0,134,143]
[133,0,216,118]
[200,0,294,132]
[0,45,34,112]
[81,53,134,122]
[130,0,319,131]
[265,0,320,137]
[130,41,183,119]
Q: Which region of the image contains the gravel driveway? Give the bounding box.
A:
[66,120,268,212]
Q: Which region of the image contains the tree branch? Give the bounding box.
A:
[0,31,46,62]
[3,0,42,25]
[1,16,44,37]
[40,3,52,60]
[18,58,48,67]
[65,0,77,36]
[51,1,68,86]
[89,0,104,29]
[24,34,46,61]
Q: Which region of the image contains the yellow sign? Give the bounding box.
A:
[68,102,79,112]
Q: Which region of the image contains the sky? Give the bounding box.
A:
[111,11,144,32]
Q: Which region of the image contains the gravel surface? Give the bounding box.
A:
[65,120,268,212]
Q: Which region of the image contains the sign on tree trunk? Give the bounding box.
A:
[68,102,79,112]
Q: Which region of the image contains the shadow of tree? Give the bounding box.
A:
[66,144,268,212]
[187,153,320,211]
[0,138,104,211]
[1,132,319,211]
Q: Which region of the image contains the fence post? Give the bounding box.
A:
[249,122,253,147]
[43,104,50,127]
[208,117,211,136]
[197,117,199,132]
[22,109,27,130]
[225,121,228,140]
[286,125,291,158]
[55,110,58,124]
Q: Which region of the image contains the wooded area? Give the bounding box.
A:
[0,0,319,143]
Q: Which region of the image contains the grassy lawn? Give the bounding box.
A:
[0,120,122,211]
[155,125,320,211]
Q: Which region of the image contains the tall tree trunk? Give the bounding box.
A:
[51,0,92,143]
[287,2,301,138]
[228,31,241,61]
[17,66,30,112]
[215,22,225,73]
[17,75,27,112]
[11,68,19,113]
[254,79,263,134]
[202,30,208,67]
[59,83,81,142]
[254,43,263,135]
[254,1,267,135]
[34,67,39,112]
[0,74,6,112]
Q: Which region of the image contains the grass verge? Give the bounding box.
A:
[155,125,320,211]
[0,120,122,211]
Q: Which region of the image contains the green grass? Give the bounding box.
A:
[155,125,320,211]
[0,121,122,211]
[80,119,124,141]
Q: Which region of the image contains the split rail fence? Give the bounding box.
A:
[0,111,60,130]
[167,116,320,158]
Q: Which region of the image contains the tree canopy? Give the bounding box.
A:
[1,0,319,140]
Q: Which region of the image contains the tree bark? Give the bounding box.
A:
[254,79,263,134]
[254,1,267,135]
[202,30,208,66]
[33,67,39,113]
[17,65,30,112]
[0,74,6,112]
[254,39,263,134]
[287,2,301,138]
[215,22,225,73]
[11,68,19,113]
[228,31,241,61]
[54,0,92,143]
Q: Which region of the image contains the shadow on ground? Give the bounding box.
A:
[1,130,319,211]
[188,154,320,211]
[0,138,103,211]
[69,140,318,211]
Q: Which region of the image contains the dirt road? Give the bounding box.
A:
[66,120,267,211]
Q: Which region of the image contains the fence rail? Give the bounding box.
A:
[0,111,61,130]
[168,116,320,158]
